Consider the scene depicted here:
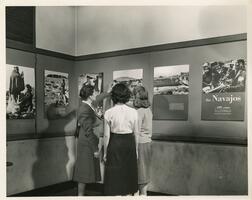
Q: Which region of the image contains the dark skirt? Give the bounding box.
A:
[73,140,101,183]
[104,133,138,196]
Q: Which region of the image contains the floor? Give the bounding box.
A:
[11,182,171,197]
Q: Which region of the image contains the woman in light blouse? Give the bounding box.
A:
[103,83,138,196]
[133,86,152,195]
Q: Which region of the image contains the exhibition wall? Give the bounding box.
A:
[6,40,247,195]
[75,40,247,140]
[6,48,76,137]
[6,48,76,195]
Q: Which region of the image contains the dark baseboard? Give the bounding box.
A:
[9,181,77,197]
[9,181,173,196]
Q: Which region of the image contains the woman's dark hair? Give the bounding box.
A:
[111,83,131,104]
[26,84,32,92]
[79,84,94,100]
[133,86,151,108]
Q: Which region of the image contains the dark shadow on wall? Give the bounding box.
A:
[31,108,77,195]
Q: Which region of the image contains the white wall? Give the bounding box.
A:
[76,6,246,56]
[36,7,76,56]
[35,6,246,56]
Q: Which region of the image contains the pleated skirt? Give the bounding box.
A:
[104,133,138,196]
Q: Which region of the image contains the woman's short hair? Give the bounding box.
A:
[111,83,131,104]
[26,84,32,92]
[79,84,94,100]
[133,86,151,108]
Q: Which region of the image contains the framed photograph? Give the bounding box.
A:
[153,65,189,120]
[44,70,69,118]
[78,73,103,95]
[201,59,246,121]
[113,69,143,106]
[6,65,36,119]
[78,73,104,111]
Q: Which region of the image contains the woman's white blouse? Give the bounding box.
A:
[104,104,138,134]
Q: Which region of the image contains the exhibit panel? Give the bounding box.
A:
[35,54,75,135]
[6,64,36,120]
[150,40,247,140]
[75,39,246,140]
[153,65,189,120]
[6,48,76,138]
[201,59,246,121]
[44,70,70,118]
[6,49,36,135]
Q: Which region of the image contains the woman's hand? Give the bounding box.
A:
[107,82,116,93]
[94,151,100,158]
[103,154,107,163]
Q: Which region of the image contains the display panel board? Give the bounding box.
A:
[6,64,35,119]
[201,59,246,121]
[153,65,189,120]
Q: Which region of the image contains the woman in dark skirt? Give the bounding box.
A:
[103,83,139,196]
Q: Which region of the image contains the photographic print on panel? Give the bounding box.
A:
[113,69,143,106]
[44,70,69,117]
[78,73,104,114]
[201,59,246,121]
[6,65,36,119]
[153,65,189,120]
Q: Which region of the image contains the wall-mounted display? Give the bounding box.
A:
[201,59,246,121]
[78,73,103,94]
[44,70,69,118]
[78,73,103,110]
[153,65,189,120]
[6,64,36,119]
[113,69,143,106]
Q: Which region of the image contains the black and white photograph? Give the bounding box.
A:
[44,70,69,107]
[113,69,143,92]
[202,59,246,94]
[154,65,189,95]
[201,59,246,121]
[153,65,189,120]
[4,4,250,199]
[6,64,35,119]
[78,73,103,97]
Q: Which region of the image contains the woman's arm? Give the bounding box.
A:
[95,92,111,103]
[134,111,140,158]
[103,117,110,162]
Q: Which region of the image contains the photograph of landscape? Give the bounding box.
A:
[44,70,69,107]
[154,65,189,95]
[113,68,143,92]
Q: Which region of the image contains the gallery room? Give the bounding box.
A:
[5,4,249,197]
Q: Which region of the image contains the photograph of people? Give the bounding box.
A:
[103,83,138,196]
[6,65,35,119]
[202,59,246,94]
